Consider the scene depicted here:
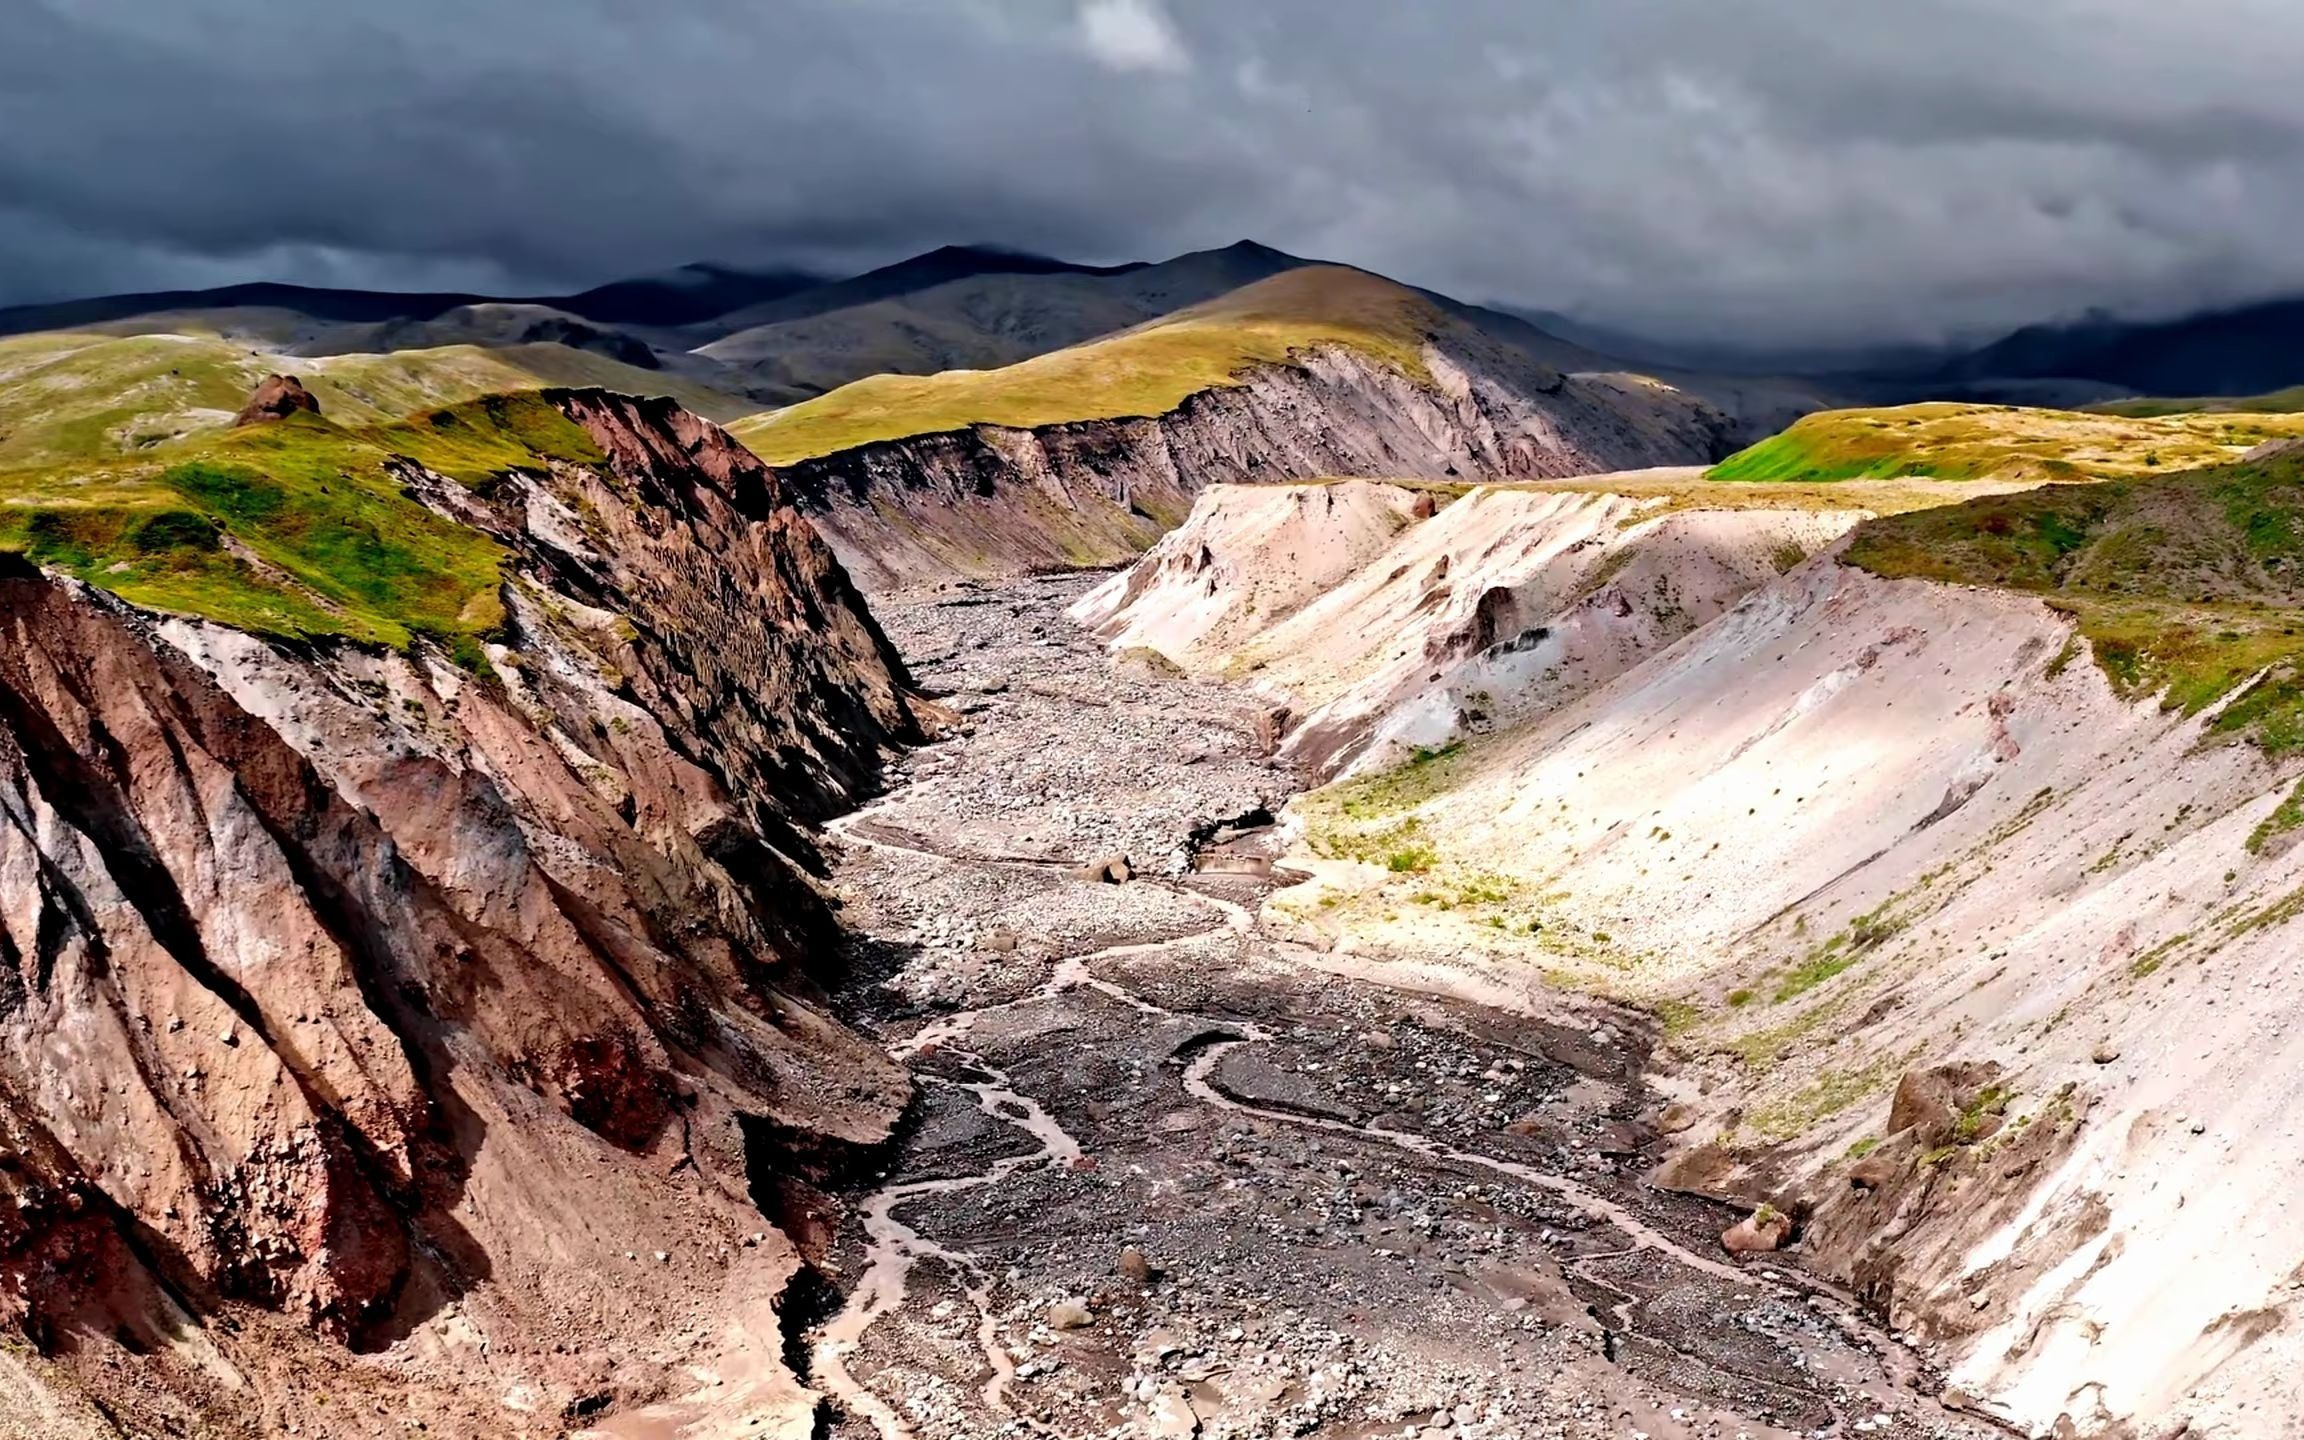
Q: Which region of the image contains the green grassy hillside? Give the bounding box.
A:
[1847,449,2304,752]
[0,394,604,653]
[728,266,1442,466]
[0,330,744,473]
[2087,386,2304,419]
[1707,401,2304,486]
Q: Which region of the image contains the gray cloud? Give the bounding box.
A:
[4,0,2303,346]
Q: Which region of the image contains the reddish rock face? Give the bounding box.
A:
[0,393,934,1433]
[232,373,320,426]
[1721,1207,1793,1255]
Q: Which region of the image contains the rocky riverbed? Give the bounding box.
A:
[803,573,2004,1440]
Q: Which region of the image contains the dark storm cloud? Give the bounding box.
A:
[5,0,2303,345]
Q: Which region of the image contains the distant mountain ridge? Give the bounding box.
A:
[0,263,826,338]
[1942,295,2304,398]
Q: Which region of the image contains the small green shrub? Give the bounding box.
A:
[2248,779,2304,854]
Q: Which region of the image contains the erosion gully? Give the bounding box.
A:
[797,573,1997,1440]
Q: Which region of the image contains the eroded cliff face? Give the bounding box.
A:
[777,344,1738,592]
[0,392,931,1436]
[1073,477,1857,777]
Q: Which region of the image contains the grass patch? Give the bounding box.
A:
[2248,779,2304,854]
[1653,998,1705,1040]
[1298,741,1472,856]
[2128,930,2191,978]
[1707,401,2304,487]
[1952,1085,2013,1143]
[1384,844,1438,874]
[1846,451,2304,753]
[731,267,1443,464]
[0,393,603,651]
[1724,993,1850,1072]
[2230,884,2304,937]
[1746,1050,1909,1142]
[1773,898,1903,1003]
[0,330,739,475]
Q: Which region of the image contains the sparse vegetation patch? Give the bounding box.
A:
[0,394,606,652]
[1846,451,2304,753]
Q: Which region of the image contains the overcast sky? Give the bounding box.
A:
[6,0,2303,347]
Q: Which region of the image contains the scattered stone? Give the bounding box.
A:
[2091,1044,2121,1065]
[1655,1101,1699,1134]
[1046,1298,1093,1330]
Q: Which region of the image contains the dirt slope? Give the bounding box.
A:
[1079,471,2304,1435]
[1361,560,2304,1435]
[0,392,931,1436]
[1075,475,1863,776]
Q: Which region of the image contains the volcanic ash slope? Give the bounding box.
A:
[1080,471,2304,1436]
[1072,473,1862,776]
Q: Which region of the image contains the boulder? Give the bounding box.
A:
[1655,1101,1700,1135]
[1118,1246,1156,1284]
[233,374,320,426]
[1046,1298,1093,1330]
[1720,1205,1792,1255]
[1076,854,1134,884]
[1848,1153,1900,1191]
[1887,1069,1958,1147]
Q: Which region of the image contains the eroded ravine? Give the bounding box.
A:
[803,574,2002,1440]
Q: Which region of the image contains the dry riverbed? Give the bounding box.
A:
[804,573,2002,1440]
